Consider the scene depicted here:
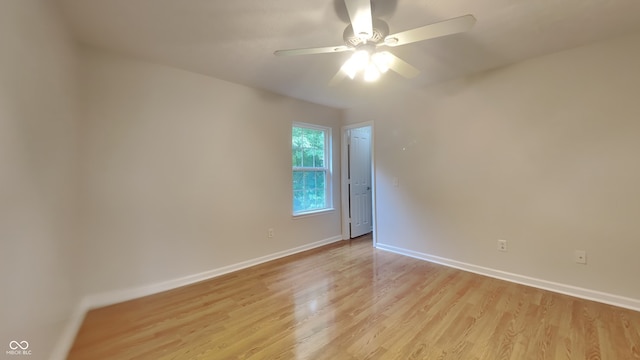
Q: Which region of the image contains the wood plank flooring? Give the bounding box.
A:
[68,235,640,359]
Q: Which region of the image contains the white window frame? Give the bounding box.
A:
[292,122,333,216]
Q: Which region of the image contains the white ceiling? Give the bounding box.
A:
[56,0,640,108]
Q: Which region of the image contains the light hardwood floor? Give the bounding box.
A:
[68,234,640,359]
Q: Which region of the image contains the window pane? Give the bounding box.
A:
[303,189,313,210]
[293,126,326,169]
[292,149,303,167]
[316,171,325,189]
[292,127,303,147]
[314,149,324,168]
[302,148,314,168]
[303,171,316,190]
[293,190,304,213]
[293,171,304,191]
[305,189,320,211]
[293,189,322,213]
[314,189,326,209]
[312,132,325,167]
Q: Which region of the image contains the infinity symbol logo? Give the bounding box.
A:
[9,341,29,350]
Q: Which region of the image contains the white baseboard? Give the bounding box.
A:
[376,242,640,312]
[49,299,91,360]
[50,235,343,360]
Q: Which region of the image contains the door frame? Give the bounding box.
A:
[341,121,377,245]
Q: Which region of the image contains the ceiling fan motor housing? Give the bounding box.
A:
[343,18,389,47]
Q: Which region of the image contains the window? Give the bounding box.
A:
[292,123,332,215]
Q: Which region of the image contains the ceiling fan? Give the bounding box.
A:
[274,0,476,84]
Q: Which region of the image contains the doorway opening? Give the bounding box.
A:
[341,122,376,244]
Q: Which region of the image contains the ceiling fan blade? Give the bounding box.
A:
[384,14,476,47]
[344,0,373,39]
[387,53,420,78]
[274,45,351,56]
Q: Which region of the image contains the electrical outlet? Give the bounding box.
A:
[497,239,508,252]
[268,228,274,238]
[575,250,587,264]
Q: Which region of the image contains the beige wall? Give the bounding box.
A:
[346,31,640,301]
[0,0,81,357]
[1,6,343,354]
[77,48,342,296]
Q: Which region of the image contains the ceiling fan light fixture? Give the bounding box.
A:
[341,49,370,79]
[371,51,392,73]
[352,49,370,70]
[341,59,358,79]
[364,62,381,82]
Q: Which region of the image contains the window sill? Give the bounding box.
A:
[292,208,335,219]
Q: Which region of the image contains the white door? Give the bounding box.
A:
[348,127,372,238]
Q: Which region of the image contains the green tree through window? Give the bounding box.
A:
[292,124,331,214]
